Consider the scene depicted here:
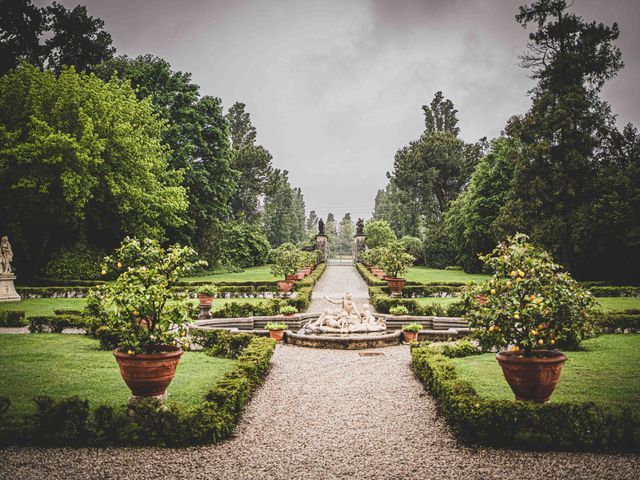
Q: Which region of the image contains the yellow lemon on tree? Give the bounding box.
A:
[127,350,135,355]
[101,269,107,276]
[516,277,522,284]
[510,270,517,277]
[538,339,544,345]
[133,310,140,316]
[489,325,495,332]
[529,294,535,302]
[550,339,555,345]
[512,345,520,352]
[531,329,538,336]
[490,289,496,295]
[506,280,512,287]
[535,297,542,304]
[117,262,123,268]
[518,270,525,277]
[514,313,520,320]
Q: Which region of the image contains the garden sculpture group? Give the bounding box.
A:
[304,292,386,334]
[0,235,21,302]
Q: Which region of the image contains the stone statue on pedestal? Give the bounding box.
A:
[0,236,21,302]
[318,218,325,235]
[356,218,364,236]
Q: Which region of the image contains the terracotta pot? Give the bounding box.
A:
[113,347,183,397]
[198,293,213,306]
[403,331,418,342]
[277,280,294,293]
[302,267,312,275]
[496,350,567,403]
[269,329,285,342]
[385,277,406,296]
[286,274,298,282]
[294,272,305,280]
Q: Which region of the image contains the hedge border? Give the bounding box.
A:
[0,333,275,447]
[410,344,640,452]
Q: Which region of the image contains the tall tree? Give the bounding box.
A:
[422,90,460,136]
[44,2,115,73]
[226,102,257,148]
[262,169,305,247]
[0,0,44,74]
[337,213,355,256]
[306,210,319,235]
[503,0,623,272]
[0,64,187,276]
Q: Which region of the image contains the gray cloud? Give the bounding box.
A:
[39,0,640,220]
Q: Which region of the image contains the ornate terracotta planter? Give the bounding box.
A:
[277,280,294,293]
[113,347,183,397]
[302,267,312,275]
[496,350,567,403]
[197,293,213,306]
[269,329,285,342]
[285,274,298,282]
[295,271,305,280]
[385,276,406,296]
[403,331,418,343]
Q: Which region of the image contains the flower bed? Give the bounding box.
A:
[411,339,640,451]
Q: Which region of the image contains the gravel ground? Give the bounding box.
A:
[1,344,638,480]
[308,265,369,313]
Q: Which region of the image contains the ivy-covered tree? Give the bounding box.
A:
[0,64,187,277]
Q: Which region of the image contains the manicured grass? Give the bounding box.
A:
[596,297,640,312]
[0,334,236,416]
[0,298,87,317]
[406,266,490,284]
[414,297,460,307]
[182,265,278,283]
[450,334,640,408]
[0,297,271,318]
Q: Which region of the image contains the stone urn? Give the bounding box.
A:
[197,293,213,306]
[113,347,183,398]
[496,350,567,403]
[385,276,406,296]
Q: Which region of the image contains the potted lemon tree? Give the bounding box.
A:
[265,322,288,342]
[269,243,304,293]
[401,322,422,342]
[90,237,205,401]
[463,233,597,403]
[375,241,415,296]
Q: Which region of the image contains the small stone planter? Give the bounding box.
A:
[269,329,286,342]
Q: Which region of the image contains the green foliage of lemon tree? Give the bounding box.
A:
[88,237,205,354]
[268,243,304,279]
[0,64,187,276]
[463,234,597,357]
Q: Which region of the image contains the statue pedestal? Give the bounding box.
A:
[0,274,20,302]
[315,234,329,262]
[354,234,366,263]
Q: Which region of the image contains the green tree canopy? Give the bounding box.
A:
[364,220,397,249]
[0,64,187,276]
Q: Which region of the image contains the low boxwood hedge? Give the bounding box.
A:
[411,344,640,451]
[28,314,88,333]
[0,334,275,447]
[596,311,640,332]
[0,310,27,327]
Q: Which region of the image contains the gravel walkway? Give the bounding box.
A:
[1,344,638,480]
[308,265,369,313]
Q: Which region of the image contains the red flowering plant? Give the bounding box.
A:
[462,233,597,357]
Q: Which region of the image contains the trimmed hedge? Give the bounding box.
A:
[411,344,640,451]
[587,286,640,297]
[0,335,275,447]
[28,315,88,333]
[0,310,27,327]
[368,287,465,317]
[596,311,640,333]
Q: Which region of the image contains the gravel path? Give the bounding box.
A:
[1,344,638,480]
[308,265,369,313]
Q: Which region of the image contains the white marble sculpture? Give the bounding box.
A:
[0,235,20,302]
[304,293,385,334]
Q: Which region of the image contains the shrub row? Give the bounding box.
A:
[587,286,640,297]
[28,315,88,333]
[16,286,92,298]
[596,311,640,333]
[410,344,640,451]
[0,310,27,327]
[368,288,465,317]
[0,335,275,447]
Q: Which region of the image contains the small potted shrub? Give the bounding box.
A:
[279,305,298,317]
[265,322,288,342]
[402,322,422,342]
[463,233,597,403]
[376,241,415,296]
[389,305,410,316]
[89,237,205,401]
[269,243,305,292]
[197,285,216,306]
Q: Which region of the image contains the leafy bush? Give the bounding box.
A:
[411,344,640,451]
[463,234,597,356]
[596,311,640,332]
[89,237,205,354]
[279,305,298,315]
[268,243,305,278]
[43,243,106,280]
[437,339,482,358]
[28,315,87,333]
[0,310,26,327]
[217,221,270,268]
[389,305,410,315]
[265,322,287,331]
[197,285,217,296]
[402,322,422,332]
[190,329,255,358]
[399,236,423,263]
[363,220,396,248]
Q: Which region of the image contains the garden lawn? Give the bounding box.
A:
[596,297,640,311]
[450,334,640,408]
[182,265,278,283]
[406,266,490,284]
[414,297,460,308]
[0,334,236,417]
[0,298,271,318]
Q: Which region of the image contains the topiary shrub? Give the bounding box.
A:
[44,243,106,280]
[0,310,27,327]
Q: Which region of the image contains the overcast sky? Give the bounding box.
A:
[40,0,640,221]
